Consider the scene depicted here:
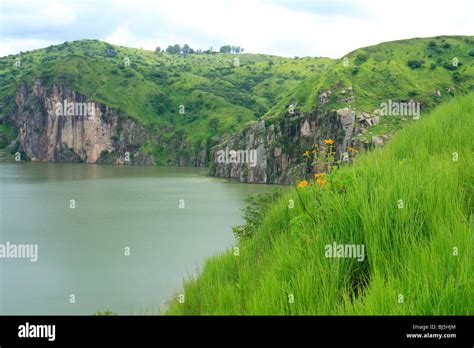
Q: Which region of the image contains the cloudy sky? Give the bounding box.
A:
[1,0,473,58]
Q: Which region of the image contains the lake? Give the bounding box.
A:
[0,163,272,314]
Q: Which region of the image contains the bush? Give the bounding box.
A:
[452,72,462,82]
[407,59,424,69]
[442,61,461,71]
[232,189,283,240]
[354,54,368,65]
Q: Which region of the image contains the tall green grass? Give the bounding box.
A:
[166,94,474,315]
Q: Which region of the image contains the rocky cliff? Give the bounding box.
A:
[7,79,154,165]
[4,79,390,182]
[208,101,388,184]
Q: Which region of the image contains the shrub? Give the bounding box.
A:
[407,59,424,69]
[354,54,368,65]
[232,189,283,240]
[452,72,462,82]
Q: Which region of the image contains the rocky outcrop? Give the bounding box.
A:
[208,102,389,184]
[8,79,154,165]
[3,79,392,180]
[209,106,364,184]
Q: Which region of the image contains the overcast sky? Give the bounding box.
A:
[1,0,473,58]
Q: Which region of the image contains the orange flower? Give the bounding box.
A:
[313,173,326,178]
[303,150,310,157]
[316,178,327,186]
[323,139,335,145]
[298,180,308,188]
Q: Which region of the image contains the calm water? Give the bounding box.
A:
[0,163,271,314]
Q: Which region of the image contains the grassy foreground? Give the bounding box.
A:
[166,94,474,315]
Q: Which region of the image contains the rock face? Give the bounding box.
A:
[4,79,391,181]
[208,96,393,184]
[209,107,361,184]
[9,80,154,165]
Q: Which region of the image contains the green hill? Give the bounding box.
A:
[166,93,474,315]
[0,39,329,164]
[270,36,474,114]
[1,36,472,166]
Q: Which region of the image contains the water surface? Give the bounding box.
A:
[0,163,271,314]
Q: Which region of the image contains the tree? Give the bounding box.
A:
[219,45,243,54]
[220,45,231,53]
[182,44,194,54]
[155,47,161,53]
[166,44,182,54]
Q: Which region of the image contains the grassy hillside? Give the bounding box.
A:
[166,93,474,315]
[0,40,329,163]
[265,36,474,144]
[1,36,472,164]
[270,36,474,115]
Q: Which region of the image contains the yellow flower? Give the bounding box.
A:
[312,149,316,154]
[313,173,326,178]
[323,139,335,145]
[303,150,310,157]
[316,178,327,186]
[298,180,308,188]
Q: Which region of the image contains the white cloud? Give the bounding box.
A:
[0,39,57,57]
[1,0,473,57]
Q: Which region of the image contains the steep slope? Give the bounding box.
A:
[0,40,329,164]
[210,36,474,183]
[166,93,474,315]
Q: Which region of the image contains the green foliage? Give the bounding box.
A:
[1,36,473,165]
[354,54,368,65]
[0,124,16,148]
[267,35,474,119]
[0,39,326,161]
[407,59,424,69]
[232,188,283,240]
[166,94,474,315]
